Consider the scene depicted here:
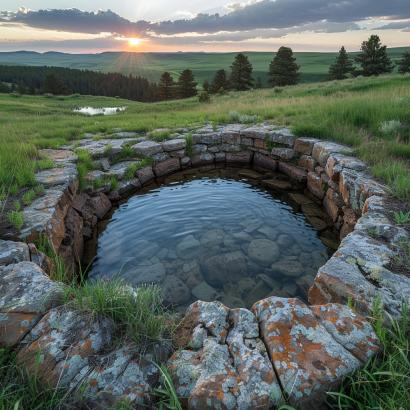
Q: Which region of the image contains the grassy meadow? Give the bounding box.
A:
[0,47,409,85]
[0,73,409,203]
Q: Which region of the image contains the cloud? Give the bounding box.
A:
[150,0,410,34]
[1,0,409,42]
[378,19,410,31]
[0,8,149,36]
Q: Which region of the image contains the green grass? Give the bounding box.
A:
[75,148,96,189]
[0,348,65,410]
[63,279,174,346]
[35,158,55,171]
[394,211,410,224]
[7,209,24,230]
[0,74,409,202]
[34,235,70,283]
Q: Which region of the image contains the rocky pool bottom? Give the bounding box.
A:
[88,167,338,310]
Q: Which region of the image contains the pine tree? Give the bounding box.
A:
[268,46,299,86]
[177,69,197,98]
[398,52,410,74]
[355,35,394,76]
[211,69,229,93]
[158,72,175,100]
[328,46,354,80]
[43,74,69,94]
[202,79,210,92]
[230,54,254,91]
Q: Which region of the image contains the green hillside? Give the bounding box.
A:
[0,48,408,85]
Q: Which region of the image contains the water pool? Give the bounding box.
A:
[88,168,336,310]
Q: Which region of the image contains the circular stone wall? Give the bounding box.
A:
[1,122,409,409]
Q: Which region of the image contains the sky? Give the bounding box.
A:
[0,0,410,53]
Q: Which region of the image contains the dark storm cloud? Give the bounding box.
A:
[150,0,410,34]
[0,8,149,36]
[379,20,410,31]
[1,0,410,37]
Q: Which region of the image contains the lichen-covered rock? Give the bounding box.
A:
[312,141,352,167]
[252,297,370,409]
[76,138,137,158]
[132,140,163,157]
[339,169,386,213]
[226,151,253,164]
[168,301,282,409]
[153,157,181,177]
[0,240,30,265]
[162,138,187,151]
[325,153,366,182]
[88,192,111,219]
[191,153,215,166]
[136,166,155,185]
[294,138,320,155]
[253,152,277,171]
[39,149,77,164]
[271,148,295,160]
[35,164,78,189]
[311,304,379,363]
[20,187,74,249]
[278,162,307,182]
[309,229,410,319]
[307,171,325,199]
[0,262,63,346]
[18,306,157,407]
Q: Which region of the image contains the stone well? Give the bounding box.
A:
[1,123,409,409]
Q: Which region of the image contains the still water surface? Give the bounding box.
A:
[89,170,333,310]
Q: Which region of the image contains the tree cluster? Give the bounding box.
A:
[0,65,159,101]
[328,35,409,80]
[157,69,198,100]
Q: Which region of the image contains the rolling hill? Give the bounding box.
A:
[0,48,408,85]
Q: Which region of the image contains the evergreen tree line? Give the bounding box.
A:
[198,35,410,94]
[0,65,159,102]
[328,35,410,80]
[1,35,409,102]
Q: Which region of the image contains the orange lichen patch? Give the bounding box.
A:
[253,297,362,406]
[88,378,98,388]
[311,304,380,363]
[254,139,268,150]
[0,312,39,346]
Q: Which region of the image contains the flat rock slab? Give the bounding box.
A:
[238,169,264,179]
[76,138,137,158]
[35,164,78,189]
[0,262,63,346]
[262,179,293,190]
[252,297,379,408]
[0,240,30,265]
[169,301,283,409]
[18,306,157,407]
[132,140,163,157]
[162,138,186,151]
[39,149,77,163]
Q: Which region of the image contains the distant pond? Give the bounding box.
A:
[88,168,336,310]
[74,106,126,116]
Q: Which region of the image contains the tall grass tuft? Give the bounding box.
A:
[0,348,65,410]
[63,279,174,346]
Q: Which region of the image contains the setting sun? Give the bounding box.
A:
[128,37,142,47]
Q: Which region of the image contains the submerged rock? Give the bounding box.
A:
[247,239,279,266]
[202,250,247,286]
